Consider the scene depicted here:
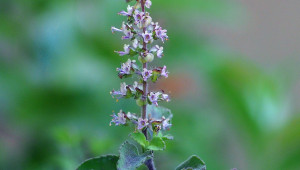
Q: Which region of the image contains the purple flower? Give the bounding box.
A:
[126,112,137,120]
[133,10,144,24]
[162,94,170,102]
[121,22,134,40]
[145,0,152,9]
[152,23,168,42]
[110,110,126,126]
[142,31,153,43]
[157,46,163,58]
[132,39,142,49]
[161,65,169,78]
[120,82,127,95]
[162,118,172,130]
[148,92,161,106]
[111,22,134,40]
[142,68,153,81]
[110,82,128,98]
[137,118,149,130]
[111,27,122,33]
[117,59,133,75]
[118,5,134,16]
[150,45,163,58]
[156,28,168,42]
[115,44,130,56]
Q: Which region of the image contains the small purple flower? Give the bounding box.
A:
[117,59,133,75]
[121,22,134,40]
[157,46,163,58]
[162,118,172,130]
[137,118,149,130]
[110,110,126,126]
[154,24,168,42]
[133,10,144,24]
[150,45,163,58]
[115,44,130,56]
[142,68,153,81]
[161,65,169,78]
[162,94,170,102]
[120,82,127,95]
[118,5,134,16]
[156,28,168,42]
[110,90,123,97]
[132,39,141,49]
[142,31,153,43]
[111,27,122,33]
[112,23,134,40]
[145,0,152,9]
[126,112,137,120]
[148,92,161,106]
[111,82,128,98]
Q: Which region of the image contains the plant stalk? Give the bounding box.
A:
[141,1,155,169]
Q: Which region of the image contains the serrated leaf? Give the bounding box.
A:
[147,137,165,151]
[131,132,148,148]
[117,141,151,170]
[77,155,119,170]
[147,104,173,120]
[176,155,206,170]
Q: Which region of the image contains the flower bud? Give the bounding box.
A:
[138,53,154,63]
[145,52,154,62]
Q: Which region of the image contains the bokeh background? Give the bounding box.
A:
[1,0,300,169]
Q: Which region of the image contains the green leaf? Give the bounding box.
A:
[147,105,173,120]
[131,132,148,148]
[147,137,165,151]
[176,155,206,170]
[129,49,138,57]
[151,70,160,82]
[162,134,174,141]
[117,141,151,170]
[77,155,119,170]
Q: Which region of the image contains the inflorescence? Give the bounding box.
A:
[110,0,171,133]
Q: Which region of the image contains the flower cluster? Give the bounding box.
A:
[110,110,172,131]
[110,0,171,137]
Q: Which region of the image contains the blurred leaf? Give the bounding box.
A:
[117,141,151,170]
[147,105,173,120]
[176,155,206,170]
[77,155,118,170]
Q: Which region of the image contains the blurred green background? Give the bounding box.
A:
[1,0,300,169]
